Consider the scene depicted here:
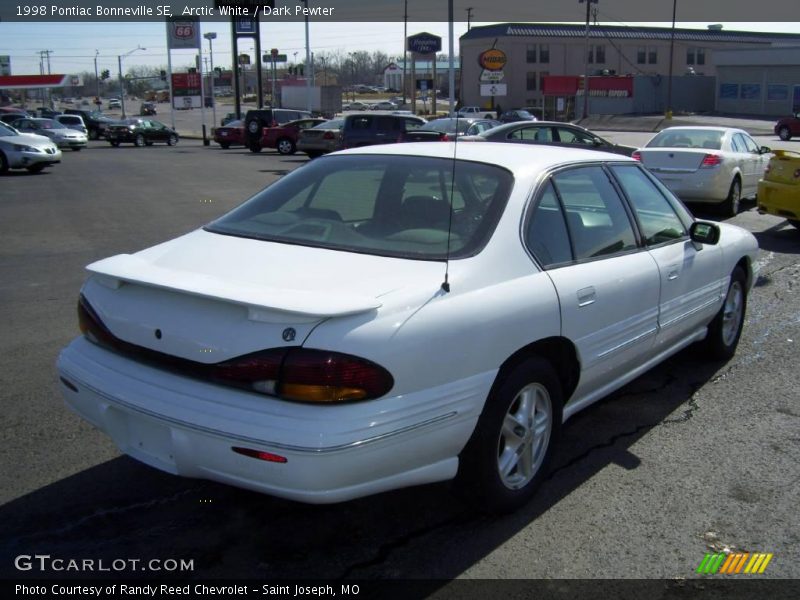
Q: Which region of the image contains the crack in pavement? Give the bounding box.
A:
[6,486,201,546]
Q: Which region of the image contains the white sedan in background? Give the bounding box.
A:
[0,121,62,173]
[57,143,758,513]
[633,126,771,217]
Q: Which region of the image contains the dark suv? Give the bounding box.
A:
[340,113,427,148]
[64,108,114,140]
[244,108,312,152]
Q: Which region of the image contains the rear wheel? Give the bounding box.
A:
[457,357,562,514]
[134,134,146,147]
[723,178,741,218]
[778,126,792,141]
[705,267,747,360]
[277,137,296,155]
[0,151,8,173]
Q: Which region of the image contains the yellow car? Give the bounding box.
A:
[757,150,800,229]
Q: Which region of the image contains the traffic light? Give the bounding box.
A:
[160,70,167,81]
[100,69,110,80]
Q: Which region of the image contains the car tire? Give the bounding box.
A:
[456,357,562,514]
[778,126,791,141]
[26,163,46,173]
[248,143,263,153]
[723,178,741,218]
[705,266,747,361]
[109,141,120,147]
[0,151,8,174]
[167,134,178,146]
[245,115,267,147]
[277,138,296,155]
[134,134,146,147]
[88,129,99,140]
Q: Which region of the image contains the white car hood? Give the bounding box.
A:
[12,132,54,146]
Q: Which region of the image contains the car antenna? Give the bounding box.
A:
[442,108,460,293]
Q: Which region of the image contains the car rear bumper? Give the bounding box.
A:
[649,168,731,203]
[57,337,489,503]
[757,180,800,220]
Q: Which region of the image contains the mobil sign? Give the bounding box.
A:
[407,32,442,55]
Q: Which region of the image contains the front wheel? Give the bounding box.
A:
[778,126,791,141]
[457,357,562,514]
[705,267,747,360]
[134,134,146,147]
[167,134,178,146]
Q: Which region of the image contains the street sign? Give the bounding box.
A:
[480,70,504,82]
[480,83,507,96]
[235,17,257,35]
[265,54,288,63]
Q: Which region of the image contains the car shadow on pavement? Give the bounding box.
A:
[0,348,730,582]
[752,222,800,254]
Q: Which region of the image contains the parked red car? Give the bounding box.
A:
[774,111,800,141]
[213,119,246,149]
[259,118,327,155]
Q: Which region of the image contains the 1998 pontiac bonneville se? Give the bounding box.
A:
[57,143,758,513]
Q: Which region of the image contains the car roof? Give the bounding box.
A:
[334,141,634,173]
[657,126,744,133]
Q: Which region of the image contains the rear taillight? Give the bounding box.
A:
[631,150,641,161]
[700,154,722,167]
[323,131,335,140]
[78,295,393,403]
[439,133,450,141]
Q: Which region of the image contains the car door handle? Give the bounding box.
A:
[667,269,679,281]
[577,286,596,307]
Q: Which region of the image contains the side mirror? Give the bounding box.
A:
[593,137,604,146]
[690,221,720,245]
[760,146,771,154]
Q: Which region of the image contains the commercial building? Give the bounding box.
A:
[460,23,800,115]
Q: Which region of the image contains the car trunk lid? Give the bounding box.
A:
[637,148,712,172]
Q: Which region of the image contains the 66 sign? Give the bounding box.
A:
[167,17,201,50]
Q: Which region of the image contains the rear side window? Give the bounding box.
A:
[525,181,573,268]
[509,126,551,141]
[348,116,373,130]
[552,166,637,260]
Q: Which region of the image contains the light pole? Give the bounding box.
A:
[348,52,356,102]
[579,0,597,119]
[301,0,311,112]
[118,45,145,119]
[666,0,677,119]
[94,50,100,98]
[204,32,218,127]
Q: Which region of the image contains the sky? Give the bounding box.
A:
[2,21,798,77]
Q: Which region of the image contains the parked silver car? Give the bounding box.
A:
[0,121,62,173]
[634,127,771,217]
[13,118,88,151]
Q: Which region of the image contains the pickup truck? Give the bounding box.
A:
[457,106,497,119]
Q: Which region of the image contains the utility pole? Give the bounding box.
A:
[39,50,54,107]
[402,0,408,103]
[466,7,473,31]
[579,0,597,119]
[666,0,677,119]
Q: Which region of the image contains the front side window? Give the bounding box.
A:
[552,166,637,260]
[206,155,514,260]
[610,166,687,246]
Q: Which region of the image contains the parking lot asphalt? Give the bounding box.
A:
[0,139,798,586]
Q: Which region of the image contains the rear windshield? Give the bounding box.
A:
[646,129,723,150]
[206,155,513,260]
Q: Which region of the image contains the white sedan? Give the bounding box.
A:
[0,121,62,173]
[57,143,758,513]
[633,126,771,217]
